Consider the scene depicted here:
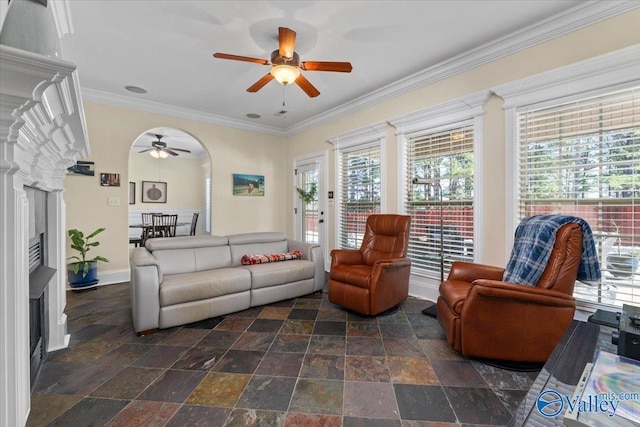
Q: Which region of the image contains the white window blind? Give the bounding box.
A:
[205,177,211,233]
[517,87,639,307]
[338,142,381,249]
[406,124,475,277]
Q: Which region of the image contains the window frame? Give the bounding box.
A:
[495,45,640,309]
[329,124,386,250]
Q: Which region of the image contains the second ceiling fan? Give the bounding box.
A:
[138,134,191,158]
[214,27,352,98]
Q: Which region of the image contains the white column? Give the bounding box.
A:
[0,171,30,427]
[47,189,70,351]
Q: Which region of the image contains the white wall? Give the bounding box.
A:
[129,152,206,209]
[64,101,288,277]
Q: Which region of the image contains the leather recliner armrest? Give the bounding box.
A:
[447,261,505,283]
[330,249,364,267]
[467,279,576,307]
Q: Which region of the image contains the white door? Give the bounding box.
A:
[294,153,326,266]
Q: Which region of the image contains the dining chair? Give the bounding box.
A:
[141,212,162,242]
[152,214,178,238]
[189,212,199,236]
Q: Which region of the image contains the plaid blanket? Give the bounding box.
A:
[503,215,601,286]
[241,250,302,265]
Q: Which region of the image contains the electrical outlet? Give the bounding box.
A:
[108,196,120,206]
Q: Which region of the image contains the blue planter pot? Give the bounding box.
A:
[67,261,99,288]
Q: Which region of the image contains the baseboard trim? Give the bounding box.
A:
[408,275,440,302]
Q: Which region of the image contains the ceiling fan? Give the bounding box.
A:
[213,27,352,98]
[137,134,191,158]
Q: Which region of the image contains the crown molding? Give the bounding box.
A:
[388,91,490,136]
[81,88,287,137]
[80,1,639,138]
[327,123,386,148]
[493,44,640,109]
[284,0,640,136]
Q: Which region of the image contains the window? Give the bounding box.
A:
[330,125,385,249]
[516,87,639,307]
[405,124,475,278]
[391,92,486,280]
[337,143,381,248]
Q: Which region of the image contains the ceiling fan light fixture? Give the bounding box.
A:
[270,65,300,86]
[149,148,168,159]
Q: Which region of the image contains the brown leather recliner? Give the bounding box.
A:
[329,214,411,316]
[437,223,582,362]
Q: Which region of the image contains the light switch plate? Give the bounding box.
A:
[108,196,120,206]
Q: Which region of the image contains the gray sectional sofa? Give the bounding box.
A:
[129,232,325,335]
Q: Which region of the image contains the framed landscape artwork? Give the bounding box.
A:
[233,173,264,196]
[142,181,167,203]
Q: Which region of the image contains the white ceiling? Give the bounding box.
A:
[58,0,633,140]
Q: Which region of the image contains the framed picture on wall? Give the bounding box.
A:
[100,173,120,187]
[233,173,264,196]
[142,181,167,203]
[129,182,135,205]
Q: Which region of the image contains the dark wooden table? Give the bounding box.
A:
[508,320,618,426]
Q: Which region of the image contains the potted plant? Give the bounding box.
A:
[67,227,109,288]
[296,182,317,205]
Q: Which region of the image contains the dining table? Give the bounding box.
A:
[129,221,189,242]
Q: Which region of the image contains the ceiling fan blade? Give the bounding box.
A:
[163,148,179,156]
[247,73,275,92]
[300,61,353,73]
[138,148,153,153]
[295,73,320,98]
[213,53,269,65]
[278,27,296,59]
[167,147,191,153]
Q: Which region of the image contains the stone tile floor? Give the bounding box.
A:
[28,283,539,426]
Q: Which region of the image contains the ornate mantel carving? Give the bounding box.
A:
[1,44,89,187]
[0,43,89,427]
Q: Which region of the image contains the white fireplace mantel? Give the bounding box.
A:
[0,44,89,427]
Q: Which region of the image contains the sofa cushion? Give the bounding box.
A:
[160,268,251,307]
[147,235,228,251]
[241,250,302,265]
[153,246,232,276]
[238,259,315,290]
[148,235,232,276]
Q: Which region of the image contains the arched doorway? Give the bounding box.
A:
[128,127,210,242]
